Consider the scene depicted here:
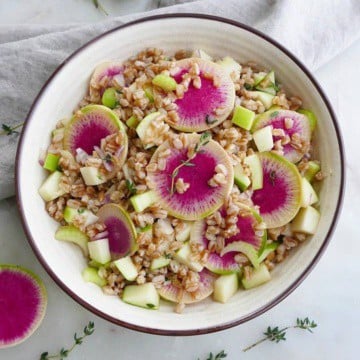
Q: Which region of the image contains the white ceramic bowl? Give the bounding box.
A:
[16,14,344,335]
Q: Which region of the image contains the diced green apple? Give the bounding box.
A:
[152,74,177,92]
[82,267,106,287]
[130,190,158,213]
[253,72,267,86]
[136,112,161,149]
[300,178,319,208]
[80,167,106,186]
[55,225,89,256]
[251,91,275,109]
[298,109,317,132]
[291,206,320,235]
[174,242,203,272]
[221,241,260,269]
[113,256,138,281]
[216,57,241,81]
[63,206,99,227]
[175,222,192,242]
[43,153,60,172]
[304,161,321,182]
[38,171,67,201]
[231,105,255,130]
[255,70,276,95]
[233,164,251,191]
[126,115,139,128]
[144,86,154,103]
[101,87,118,109]
[242,264,271,289]
[253,125,274,152]
[244,154,263,190]
[122,283,160,310]
[213,273,239,303]
[150,256,171,270]
[88,238,111,264]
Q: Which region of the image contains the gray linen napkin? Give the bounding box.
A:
[0,0,359,199]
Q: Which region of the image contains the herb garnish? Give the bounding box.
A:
[126,179,137,196]
[92,0,108,15]
[0,123,24,136]
[242,317,317,352]
[169,132,211,195]
[146,303,156,309]
[198,350,227,360]
[40,321,95,359]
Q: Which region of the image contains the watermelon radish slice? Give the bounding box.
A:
[147,133,233,221]
[169,58,235,132]
[0,265,47,349]
[252,152,302,228]
[64,105,126,155]
[90,61,124,97]
[252,109,311,163]
[158,270,215,304]
[190,207,266,274]
[96,204,137,260]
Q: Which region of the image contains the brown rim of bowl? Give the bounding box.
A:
[15,13,345,336]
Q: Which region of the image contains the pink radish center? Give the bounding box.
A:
[103,216,131,259]
[0,270,41,343]
[71,117,115,154]
[252,166,288,214]
[174,70,225,127]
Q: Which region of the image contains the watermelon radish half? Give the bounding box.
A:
[190,207,266,274]
[90,61,124,97]
[96,204,137,260]
[147,133,233,221]
[158,270,215,304]
[0,265,47,349]
[252,152,302,228]
[170,58,235,132]
[64,105,127,156]
[252,109,311,163]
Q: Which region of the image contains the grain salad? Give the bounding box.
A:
[38,48,322,312]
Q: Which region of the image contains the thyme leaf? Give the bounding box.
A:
[242,317,317,352]
[0,122,24,136]
[92,0,108,16]
[40,321,95,359]
[169,132,211,194]
[126,179,137,196]
[198,350,227,360]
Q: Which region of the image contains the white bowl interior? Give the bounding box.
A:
[18,16,343,333]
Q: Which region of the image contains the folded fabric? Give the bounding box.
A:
[0,0,359,199]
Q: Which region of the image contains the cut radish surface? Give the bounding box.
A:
[97,204,137,260]
[158,270,215,304]
[0,265,47,349]
[251,152,302,228]
[147,134,233,220]
[63,105,128,168]
[90,61,124,97]
[169,58,235,132]
[191,206,266,274]
[252,109,311,163]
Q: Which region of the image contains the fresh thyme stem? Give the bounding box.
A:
[40,321,95,360]
[169,132,211,195]
[242,317,317,352]
[92,0,108,16]
[0,122,24,136]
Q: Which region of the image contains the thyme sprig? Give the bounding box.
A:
[242,317,317,352]
[126,179,137,196]
[1,123,24,136]
[169,132,211,195]
[198,350,227,360]
[92,0,108,16]
[40,321,95,360]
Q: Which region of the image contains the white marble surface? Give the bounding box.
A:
[1,1,359,359]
